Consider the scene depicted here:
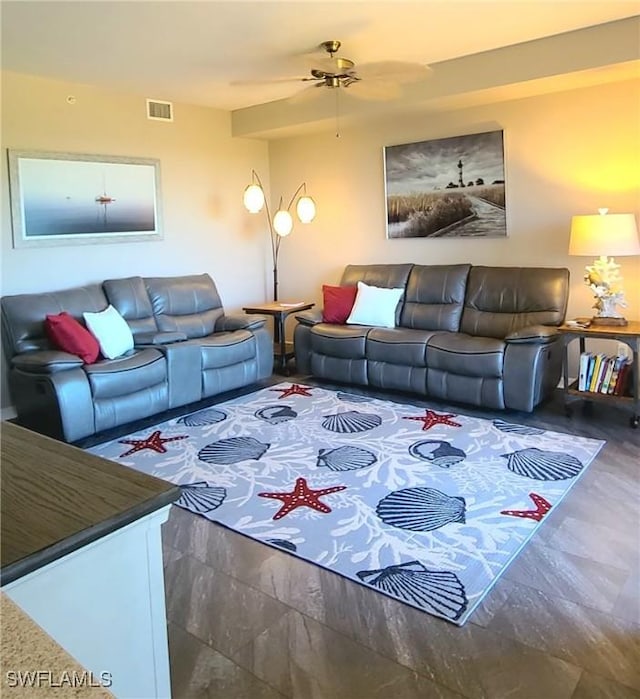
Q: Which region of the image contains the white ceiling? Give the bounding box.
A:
[2,1,639,111]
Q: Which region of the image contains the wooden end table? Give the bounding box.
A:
[242,301,314,375]
[558,320,639,428]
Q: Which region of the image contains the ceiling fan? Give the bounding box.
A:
[238,40,431,102]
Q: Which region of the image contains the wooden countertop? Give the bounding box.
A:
[1,422,180,585]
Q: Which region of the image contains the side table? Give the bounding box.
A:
[558,321,639,428]
[243,301,314,374]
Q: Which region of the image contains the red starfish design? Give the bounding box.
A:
[269,383,314,399]
[403,409,461,431]
[501,493,552,522]
[258,477,346,520]
[118,430,189,457]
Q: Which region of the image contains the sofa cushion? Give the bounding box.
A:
[427,333,505,378]
[340,264,413,325]
[460,267,569,339]
[196,330,256,370]
[322,285,357,324]
[1,284,108,355]
[310,324,370,359]
[83,348,166,399]
[367,328,442,366]
[45,312,100,364]
[347,282,404,328]
[83,305,135,360]
[103,276,158,337]
[401,264,470,332]
[144,274,224,338]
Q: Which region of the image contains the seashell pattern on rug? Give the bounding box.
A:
[316,445,377,472]
[177,482,227,513]
[357,561,468,621]
[198,437,270,465]
[376,487,466,531]
[501,447,583,480]
[178,408,227,426]
[409,440,466,468]
[336,391,373,403]
[493,419,545,436]
[321,410,382,433]
[255,405,298,424]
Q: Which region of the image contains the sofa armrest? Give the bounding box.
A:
[11,350,84,374]
[216,314,266,332]
[135,331,188,345]
[295,309,323,327]
[505,325,559,344]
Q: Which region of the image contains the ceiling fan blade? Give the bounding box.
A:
[345,80,402,101]
[302,55,356,75]
[287,84,326,105]
[231,76,306,86]
[355,61,431,84]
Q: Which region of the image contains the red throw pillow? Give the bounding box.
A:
[322,284,358,324]
[45,312,100,364]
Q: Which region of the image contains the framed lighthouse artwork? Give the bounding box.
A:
[383,130,506,239]
[7,150,163,248]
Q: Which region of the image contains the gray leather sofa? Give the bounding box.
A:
[294,264,569,412]
[1,274,273,442]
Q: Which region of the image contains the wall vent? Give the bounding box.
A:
[146,99,173,122]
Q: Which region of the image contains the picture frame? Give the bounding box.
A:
[383,130,506,239]
[7,150,163,248]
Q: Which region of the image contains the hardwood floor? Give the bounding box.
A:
[156,376,639,699]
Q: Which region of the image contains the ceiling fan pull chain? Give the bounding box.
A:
[335,87,341,139]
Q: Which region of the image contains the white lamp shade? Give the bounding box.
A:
[569,212,640,256]
[296,195,316,224]
[243,184,265,213]
[273,210,293,237]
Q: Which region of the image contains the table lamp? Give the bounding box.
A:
[568,208,640,326]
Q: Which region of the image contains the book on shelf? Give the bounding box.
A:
[589,354,604,392]
[578,352,591,391]
[600,357,616,394]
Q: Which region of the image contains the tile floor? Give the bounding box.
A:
[155,378,639,699]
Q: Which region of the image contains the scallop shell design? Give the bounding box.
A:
[409,440,466,468]
[178,408,227,426]
[376,487,466,531]
[255,405,298,424]
[316,446,377,472]
[176,482,226,513]
[493,419,544,436]
[501,447,583,481]
[336,391,373,403]
[357,561,468,622]
[321,410,382,433]
[198,437,270,465]
[266,538,298,553]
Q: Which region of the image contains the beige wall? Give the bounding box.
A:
[0,71,271,409]
[268,79,640,331]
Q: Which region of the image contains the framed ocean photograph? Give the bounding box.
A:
[384,130,506,239]
[7,150,163,248]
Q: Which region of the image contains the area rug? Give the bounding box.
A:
[89,383,604,625]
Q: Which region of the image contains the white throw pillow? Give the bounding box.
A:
[83,305,134,359]
[346,281,404,328]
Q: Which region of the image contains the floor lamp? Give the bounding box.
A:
[243,170,316,302]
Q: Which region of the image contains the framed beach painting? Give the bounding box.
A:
[384,130,506,239]
[7,150,163,248]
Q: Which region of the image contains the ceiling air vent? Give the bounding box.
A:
[146,99,173,122]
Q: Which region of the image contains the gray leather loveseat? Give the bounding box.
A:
[294,264,569,412]
[1,274,272,442]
